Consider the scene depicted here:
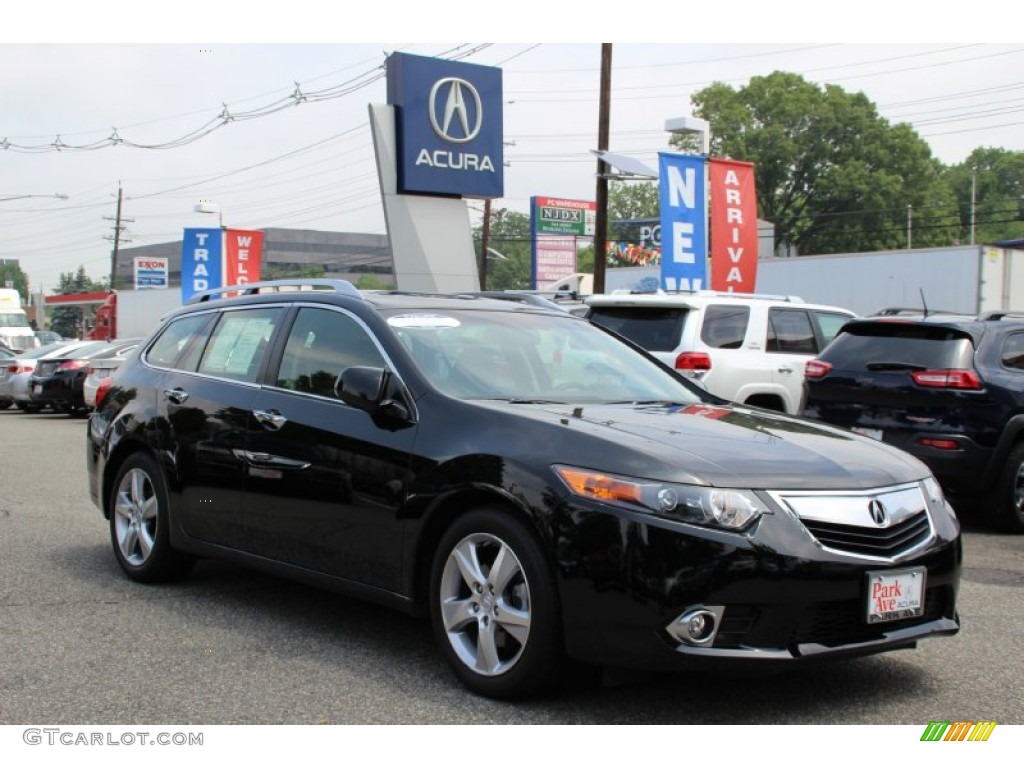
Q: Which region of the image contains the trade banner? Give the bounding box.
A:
[658,152,708,292]
[180,228,223,303]
[710,158,758,292]
[224,229,264,287]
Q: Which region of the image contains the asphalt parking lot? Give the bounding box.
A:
[1,407,1021,725]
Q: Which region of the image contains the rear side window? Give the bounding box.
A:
[820,324,976,370]
[1000,332,1024,370]
[197,307,283,383]
[766,309,817,354]
[700,305,749,349]
[586,307,686,352]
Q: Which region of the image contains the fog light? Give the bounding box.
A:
[666,606,724,647]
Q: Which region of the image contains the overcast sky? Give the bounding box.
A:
[2,3,1021,293]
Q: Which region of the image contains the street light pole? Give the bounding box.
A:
[0,193,68,203]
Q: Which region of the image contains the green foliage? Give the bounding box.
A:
[51,266,108,338]
[0,261,30,301]
[607,182,659,222]
[681,71,962,255]
[943,148,1024,244]
[474,208,534,290]
[354,274,395,290]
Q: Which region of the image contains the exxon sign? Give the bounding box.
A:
[387,52,504,199]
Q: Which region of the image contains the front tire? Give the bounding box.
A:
[109,453,194,582]
[989,442,1024,533]
[429,507,561,700]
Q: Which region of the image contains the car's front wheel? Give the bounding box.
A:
[430,508,561,699]
[109,453,194,582]
[989,442,1024,533]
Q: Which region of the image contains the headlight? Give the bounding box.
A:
[553,465,768,531]
[921,475,956,520]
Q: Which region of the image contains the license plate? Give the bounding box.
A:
[851,426,883,441]
[866,567,926,624]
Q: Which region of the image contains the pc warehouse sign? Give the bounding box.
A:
[387,52,504,199]
[530,196,596,288]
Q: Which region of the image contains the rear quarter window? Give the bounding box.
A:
[586,307,686,352]
[700,305,750,349]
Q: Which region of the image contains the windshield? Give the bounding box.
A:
[0,312,31,328]
[385,309,706,404]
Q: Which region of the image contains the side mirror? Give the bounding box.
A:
[336,366,412,427]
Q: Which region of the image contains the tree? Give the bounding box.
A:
[607,181,659,222]
[944,148,1024,245]
[51,266,108,338]
[0,261,30,302]
[474,208,533,290]
[682,71,959,256]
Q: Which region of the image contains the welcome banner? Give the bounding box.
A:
[709,159,758,293]
[224,229,264,287]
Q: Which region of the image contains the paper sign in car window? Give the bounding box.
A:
[387,314,461,330]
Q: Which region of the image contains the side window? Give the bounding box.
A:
[197,307,282,383]
[275,308,385,398]
[1000,333,1024,370]
[766,309,817,354]
[145,313,215,370]
[815,312,854,348]
[700,305,750,349]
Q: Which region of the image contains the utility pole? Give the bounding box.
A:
[907,205,913,250]
[103,182,133,290]
[479,199,492,291]
[970,165,977,245]
[592,43,612,295]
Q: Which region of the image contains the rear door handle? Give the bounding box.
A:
[254,409,287,430]
[163,387,189,405]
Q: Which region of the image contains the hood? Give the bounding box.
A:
[480,400,930,491]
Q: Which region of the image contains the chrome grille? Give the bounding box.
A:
[802,511,932,559]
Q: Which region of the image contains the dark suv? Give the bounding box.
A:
[86,280,961,699]
[802,313,1024,533]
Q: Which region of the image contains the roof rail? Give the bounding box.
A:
[690,290,805,302]
[979,309,1024,321]
[187,279,362,304]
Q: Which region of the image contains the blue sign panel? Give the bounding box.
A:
[658,153,707,292]
[180,228,223,303]
[387,52,504,199]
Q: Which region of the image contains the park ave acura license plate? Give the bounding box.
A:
[866,567,926,624]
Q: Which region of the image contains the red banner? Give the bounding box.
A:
[709,159,757,293]
[224,229,263,287]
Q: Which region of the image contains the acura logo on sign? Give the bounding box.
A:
[429,78,482,144]
[868,499,888,526]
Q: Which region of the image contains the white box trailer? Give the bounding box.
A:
[755,245,1024,316]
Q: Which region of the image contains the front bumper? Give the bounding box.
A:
[553,495,961,672]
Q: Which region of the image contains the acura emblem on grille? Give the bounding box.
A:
[868,499,888,526]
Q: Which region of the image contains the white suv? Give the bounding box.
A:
[585,291,855,414]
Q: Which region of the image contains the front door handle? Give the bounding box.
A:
[163,387,189,405]
[254,409,287,431]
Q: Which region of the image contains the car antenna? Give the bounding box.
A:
[920,289,930,318]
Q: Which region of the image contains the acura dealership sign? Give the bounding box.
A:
[387,53,504,198]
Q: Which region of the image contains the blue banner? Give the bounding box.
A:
[659,153,708,292]
[180,228,223,303]
[387,52,504,199]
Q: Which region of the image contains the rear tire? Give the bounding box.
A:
[109,453,194,582]
[988,442,1024,533]
[429,507,561,700]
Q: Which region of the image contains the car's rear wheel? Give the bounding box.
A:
[429,507,561,699]
[989,442,1024,534]
[109,453,194,582]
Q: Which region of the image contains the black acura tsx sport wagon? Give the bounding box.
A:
[86,280,961,699]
